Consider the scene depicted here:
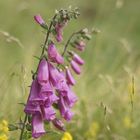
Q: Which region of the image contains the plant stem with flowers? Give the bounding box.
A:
[9,7,97,140]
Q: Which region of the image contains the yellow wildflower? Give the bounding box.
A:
[0,134,8,140]
[2,120,8,127]
[0,120,9,133]
[0,124,3,131]
[2,127,9,133]
[61,132,73,140]
[85,121,100,139]
[0,120,9,140]
[123,116,132,128]
[89,122,100,137]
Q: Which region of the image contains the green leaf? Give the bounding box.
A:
[26,123,32,131]
[23,131,32,140]
[8,124,18,131]
[41,24,48,30]
[18,102,26,106]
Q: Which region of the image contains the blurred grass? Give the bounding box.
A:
[0,0,140,139]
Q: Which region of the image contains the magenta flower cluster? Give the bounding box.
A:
[24,14,87,139]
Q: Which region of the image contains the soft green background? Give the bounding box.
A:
[0,0,140,139]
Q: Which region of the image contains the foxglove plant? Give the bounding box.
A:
[9,7,96,140]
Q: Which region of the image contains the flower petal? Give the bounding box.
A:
[32,114,46,138]
[37,58,49,86]
[71,60,81,74]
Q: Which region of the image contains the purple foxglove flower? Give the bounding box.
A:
[73,53,84,65]
[55,23,64,42]
[56,79,69,94]
[41,106,56,121]
[48,63,60,86]
[64,110,74,121]
[49,63,66,86]
[75,41,86,51]
[56,33,63,42]
[64,88,78,107]
[32,114,46,138]
[58,96,74,121]
[52,118,65,131]
[48,43,64,64]
[66,68,76,85]
[55,71,69,94]
[27,79,45,106]
[71,60,81,75]
[40,82,53,97]
[24,103,41,115]
[37,58,49,86]
[34,14,45,25]
[45,93,59,107]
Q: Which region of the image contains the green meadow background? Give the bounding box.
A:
[0,0,140,139]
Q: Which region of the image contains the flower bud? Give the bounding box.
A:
[71,60,81,74]
[37,58,49,86]
[66,68,76,85]
[34,14,45,25]
[73,53,84,65]
[48,43,64,64]
[52,118,65,131]
[75,41,86,51]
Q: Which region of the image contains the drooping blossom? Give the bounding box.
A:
[44,93,59,107]
[32,114,46,138]
[34,14,45,25]
[48,42,64,64]
[48,63,67,89]
[75,41,86,51]
[24,103,41,115]
[66,68,76,86]
[40,82,53,97]
[55,21,67,42]
[71,60,81,74]
[52,118,65,131]
[63,87,78,107]
[58,96,74,121]
[73,53,84,65]
[37,58,49,85]
[41,106,56,121]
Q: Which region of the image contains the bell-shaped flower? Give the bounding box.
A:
[55,21,67,42]
[41,106,56,121]
[48,43,64,64]
[37,58,49,86]
[54,71,69,94]
[75,41,86,51]
[24,103,41,115]
[73,53,84,65]
[71,60,81,75]
[56,33,63,42]
[32,114,46,138]
[49,63,66,88]
[45,93,59,107]
[66,68,76,85]
[40,82,53,97]
[56,80,69,94]
[64,110,74,121]
[64,88,78,107]
[52,118,65,131]
[27,79,45,106]
[34,14,45,25]
[58,96,74,121]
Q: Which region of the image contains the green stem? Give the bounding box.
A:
[40,14,57,57]
[61,30,81,57]
[19,114,28,140]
